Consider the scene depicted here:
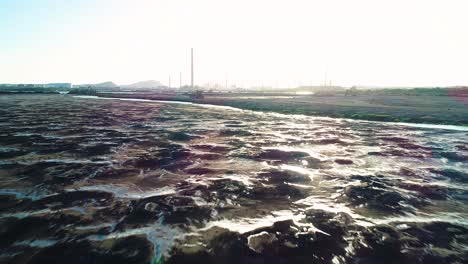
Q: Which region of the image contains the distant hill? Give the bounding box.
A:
[94,81,118,88]
[122,80,162,89]
[74,81,118,88]
[72,80,164,90]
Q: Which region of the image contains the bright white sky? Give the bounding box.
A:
[1,0,467,87]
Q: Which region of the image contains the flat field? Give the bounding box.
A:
[99,93,468,125]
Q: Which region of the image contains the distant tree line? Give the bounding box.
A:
[0,84,65,93]
[68,87,97,95]
[0,84,98,95]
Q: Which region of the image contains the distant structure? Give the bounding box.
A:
[179,72,182,88]
[191,48,194,89]
[324,71,327,87]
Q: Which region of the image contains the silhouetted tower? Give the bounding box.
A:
[191,48,194,89]
[169,75,171,88]
[179,72,182,88]
[324,70,328,87]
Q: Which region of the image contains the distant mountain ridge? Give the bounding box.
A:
[73,80,162,89]
[74,81,117,88]
[94,81,118,88]
[121,80,162,89]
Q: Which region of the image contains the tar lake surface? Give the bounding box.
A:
[0,94,467,264]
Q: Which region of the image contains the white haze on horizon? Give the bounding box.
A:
[0,0,467,88]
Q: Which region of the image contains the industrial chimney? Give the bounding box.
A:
[191,48,194,89]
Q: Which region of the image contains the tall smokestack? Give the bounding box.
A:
[180,72,182,88]
[191,48,194,89]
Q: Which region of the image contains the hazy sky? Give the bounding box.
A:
[1,0,467,87]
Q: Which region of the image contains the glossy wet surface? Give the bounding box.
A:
[0,94,467,264]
